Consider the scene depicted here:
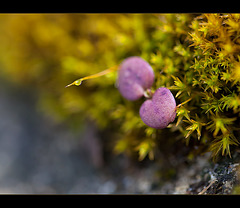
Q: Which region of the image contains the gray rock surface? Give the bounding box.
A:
[0,82,160,193]
[0,81,239,194]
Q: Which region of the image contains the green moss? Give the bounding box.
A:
[0,14,240,161]
[173,14,240,160]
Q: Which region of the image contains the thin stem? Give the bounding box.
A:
[65,65,119,88]
[176,98,192,108]
[198,179,217,195]
[143,89,154,99]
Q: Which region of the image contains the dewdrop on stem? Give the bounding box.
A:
[65,65,119,88]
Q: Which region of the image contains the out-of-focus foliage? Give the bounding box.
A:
[0,14,155,128]
[0,14,240,162]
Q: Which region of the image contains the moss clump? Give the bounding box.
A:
[0,14,240,161]
[171,14,240,159]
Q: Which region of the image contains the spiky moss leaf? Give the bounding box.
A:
[134,137,156,161]
[209,133,239,158]
[207,116,236,137]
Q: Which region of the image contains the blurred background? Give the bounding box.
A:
[0,13,166,193]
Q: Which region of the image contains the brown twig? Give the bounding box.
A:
[198,179,217,195]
